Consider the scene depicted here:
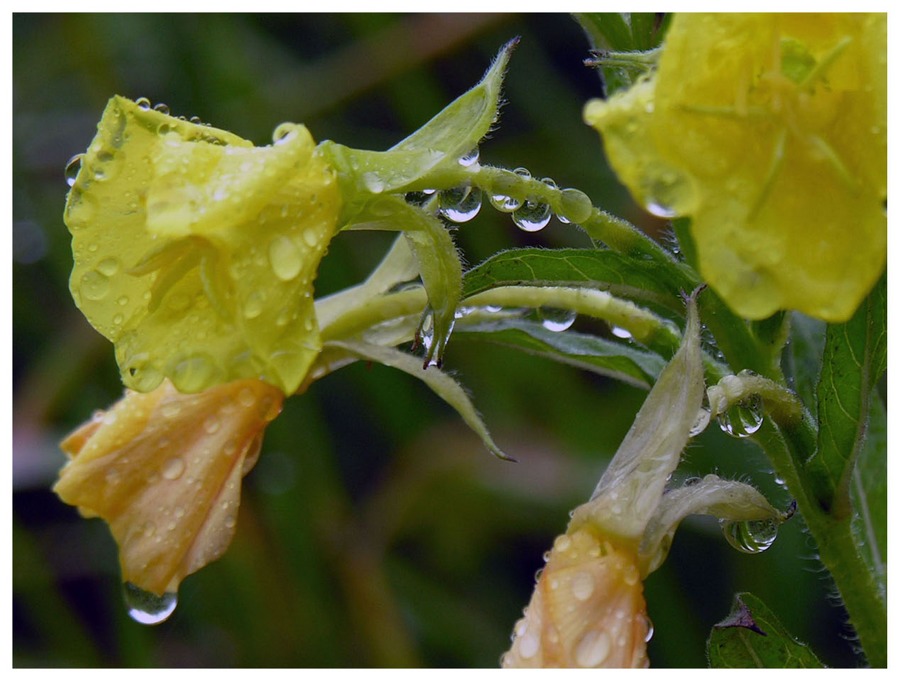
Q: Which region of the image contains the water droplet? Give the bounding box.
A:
[558,188,594,225]
[406,189,437,208]
[610,325,632,340]
[689,407,711,437]
[457,147,480,167]
[272,123,297,144]
[571,570,595,601]
[135,97,152,111]
[238,386,257,407]
[645,200,677,218]
[153,102,170,115]
[123,582,177,625]
[203,415,221,434]
[161,457,185,480]
[574,630,611,667]
[65,154,84,187]
[96,257,121,276]
[268,235,303,281]
[489,192,522,213]
[539,308,576,332]
[721,517,779,554]
[513,200,552,232]
[243,291,265,319]
[171,354,218,393]
[79,269,111,301]
[362,172,385,194]
[517,631,540,659]
[439,186,482,223]
[642,614,655,642]
[717,395,764,438]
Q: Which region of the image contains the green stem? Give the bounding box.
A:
[754,416,886,667]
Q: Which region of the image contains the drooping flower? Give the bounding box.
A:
[65,96,342,394]
[54,378,283,600]
[503,296,786,667]
[584,14,886,322]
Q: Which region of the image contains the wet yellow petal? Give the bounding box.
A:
[65,97,342,394]
[585,13,886,322]
[503,528,649,668]
[54,378,283,595]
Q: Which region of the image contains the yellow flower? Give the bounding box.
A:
[54,378,283,600]
[65,96,342,394]
[585,14,886,322]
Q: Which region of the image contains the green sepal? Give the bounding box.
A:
[326,340,512,461]
[321,39,516,222]
[344,196,462,369]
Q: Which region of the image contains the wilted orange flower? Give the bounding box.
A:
[54,378,283,599]
[502,528,649,668]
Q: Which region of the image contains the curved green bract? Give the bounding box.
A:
[65,96,342,394]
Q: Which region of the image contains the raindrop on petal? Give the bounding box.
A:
[65,154,84,187]
[135,97,152,111]
[123,582,177,625]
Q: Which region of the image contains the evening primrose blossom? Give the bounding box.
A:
[503,296,786,667]
[584,13,886,322]
[54,378,283,606]
[65,96,341,395]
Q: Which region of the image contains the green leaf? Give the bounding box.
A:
[850,392,887,600]
[461,247,689,316]
[808,271,886,516]
[456,317,665,388]
[783,312,827,411]
[707,593,825,668]
[574,13,633,51]
[325,340,512,461]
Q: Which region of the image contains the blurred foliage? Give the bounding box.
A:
[13,13,857,668]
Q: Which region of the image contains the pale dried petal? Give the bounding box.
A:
[54,378,283,595]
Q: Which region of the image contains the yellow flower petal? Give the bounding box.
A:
[65,97,342,393]
[585,13,886,322]
[54,378,283,596]
[503,528,649,668]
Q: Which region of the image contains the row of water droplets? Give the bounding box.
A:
[406,150,589,233]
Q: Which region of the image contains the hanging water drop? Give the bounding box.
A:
[610,325,633,340]
[558,188,594,225]
[689,407,711,437]
[406,189,437,209]
[65,154,84,187]
[489,192,522,213]
[539,308,576,332]
[123,582,178,625]
[721,518,779,554]
[717,395,764,438]
[272,123,296,145]
[439,186,482,223]
[458,147,480,167]
[645,200,677,219]
[513,200,552,232]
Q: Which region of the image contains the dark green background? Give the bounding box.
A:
[12,13,854,667]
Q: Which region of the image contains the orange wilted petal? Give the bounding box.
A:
[503,528,649,668]
[54,378,283,596]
